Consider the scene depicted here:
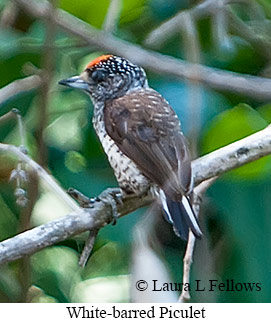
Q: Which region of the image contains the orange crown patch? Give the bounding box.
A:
[86,54,113,69]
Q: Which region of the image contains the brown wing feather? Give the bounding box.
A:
[104,88,192,200]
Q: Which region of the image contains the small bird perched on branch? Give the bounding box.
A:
[59,54,202,240]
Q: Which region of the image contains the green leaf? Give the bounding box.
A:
[120,0,147,24]
[257,104,271,123]
[60,0,110,27]
[256,0,271,19]
[65,151,86,173]
[43,91,88,150]
[31,247,80,302]
[60,0,147,28]
[0,194,18,240]
[201,104,271,179]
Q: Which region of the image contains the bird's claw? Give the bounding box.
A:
[67,187,123,224]
[97,188,123,225]
[67,188,96,208]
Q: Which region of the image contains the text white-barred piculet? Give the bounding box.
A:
[59,54,202,240]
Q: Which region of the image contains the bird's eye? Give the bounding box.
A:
[91,69,108,83]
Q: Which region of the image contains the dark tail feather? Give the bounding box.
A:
[161,194,202,240]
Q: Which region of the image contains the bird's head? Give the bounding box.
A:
[59,55,148,102]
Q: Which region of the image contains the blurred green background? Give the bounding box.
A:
[0,0,271,302]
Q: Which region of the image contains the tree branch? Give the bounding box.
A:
[144,0,271,60]
[0,125,271,265]
[144,0,227,48]
[11,0,271,100]
[226,6,271,61]
[0,75,42,106]
[0,187,152,266]
[102,0,122,33]
[192,125,271,185]
[36,0,58,166]
[179,176,218,302]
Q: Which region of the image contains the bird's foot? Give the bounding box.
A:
[67,187,123,224]
[97,188,123,225]
[67,188,96,208]
[67,187,123,266]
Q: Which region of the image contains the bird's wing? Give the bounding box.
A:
[104,89,192,199]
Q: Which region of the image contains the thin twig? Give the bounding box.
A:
[67,187,99,266]
[78,229,99,267]
[179,177,218,302]
[14,109,26,148]
[0,75,42,106]
[103,0,122,33]
[179,231,196,302]
[12,0,271,100]
[211,1,231,54]
[0,1,18,28]
[37,0,58,166]
[226,6,271,60]
[0,109,19,125]
[181,11,202,157]
[144,0,227,48]
[144,0,271,61]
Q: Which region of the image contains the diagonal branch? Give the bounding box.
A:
[0,75,42,106]
[144,0,271,60]
[11,0,271,100]
[144,0,227,48]
[0,125,271,265]
[192,125,271,185]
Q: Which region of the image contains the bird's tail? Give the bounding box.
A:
[160,191,202,240]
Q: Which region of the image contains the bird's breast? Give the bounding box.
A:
[92,112,150,195]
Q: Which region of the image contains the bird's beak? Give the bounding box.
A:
[58,76,89,91]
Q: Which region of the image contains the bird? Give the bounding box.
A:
[59,54,202,240]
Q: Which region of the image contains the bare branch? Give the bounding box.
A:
[36,0,58,166]
[181,11,202,157]
[144,0,226,48]
[0,109,20,125]
[145,0,271,61]
[0,75,42,106]
[15,110,26,148]
[226,6,271,60]
[0,187,152,265]
[193,125,271,185]
[78,229,99,267]
[11,0,271,100]
[0,125,271,265]
[179,231,196,302]
[0,1,18,28]
[179,177,218,303]
[103,0,122,33]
